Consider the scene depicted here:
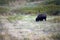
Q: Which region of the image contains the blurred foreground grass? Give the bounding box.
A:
[51,33,60,40]
[0,33,60,40]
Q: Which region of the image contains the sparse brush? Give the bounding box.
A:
[53,17,60,23]
[0,34,3,40]
[51,33,60,40]
[7,15,23,22]
[48,16,60,23]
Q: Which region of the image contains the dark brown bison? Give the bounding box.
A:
[36,14,47,22]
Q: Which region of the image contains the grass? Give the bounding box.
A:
[51,33,60,40]
[7,15,24,22]
[1,15,60,40]
[0,35,3,40]
[7,14,60,23]
[24,38,30,40]
[53,17,60,23]
[0,7,10,13]
[48,16,60,23]
[7,14,36,22]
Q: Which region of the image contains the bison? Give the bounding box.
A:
[36,14,47,22]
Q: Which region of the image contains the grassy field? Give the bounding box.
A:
[0,14,60,40]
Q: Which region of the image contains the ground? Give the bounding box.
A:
[0,15,60,40]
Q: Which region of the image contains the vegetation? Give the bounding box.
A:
[48,16,60,23]
[42,0,60,15]
[43,0,60,5]
[0,0,16,5]
[7,15,23,22]
[52,17,60,23]
[0,0,60,40]
[51,33,60,40]
[15,0,59,15]
[0,7,10,15]
[0,7,9,13]
[15,5,59,15]
[0,0,60,15]
[0,35,3,40]
[24,38,30,40]
[0,0,8,5]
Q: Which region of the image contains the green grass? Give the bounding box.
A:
[7,15,24,22]
[13,5,60,15]
[0,7,10,13]
[7,14,36,22]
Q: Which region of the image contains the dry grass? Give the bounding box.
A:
[0,34,3,40]
[0,33,18,40]
[51,33,60,40]
[48,16,60,23]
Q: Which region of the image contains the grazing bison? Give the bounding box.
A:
[36,14,47,22]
